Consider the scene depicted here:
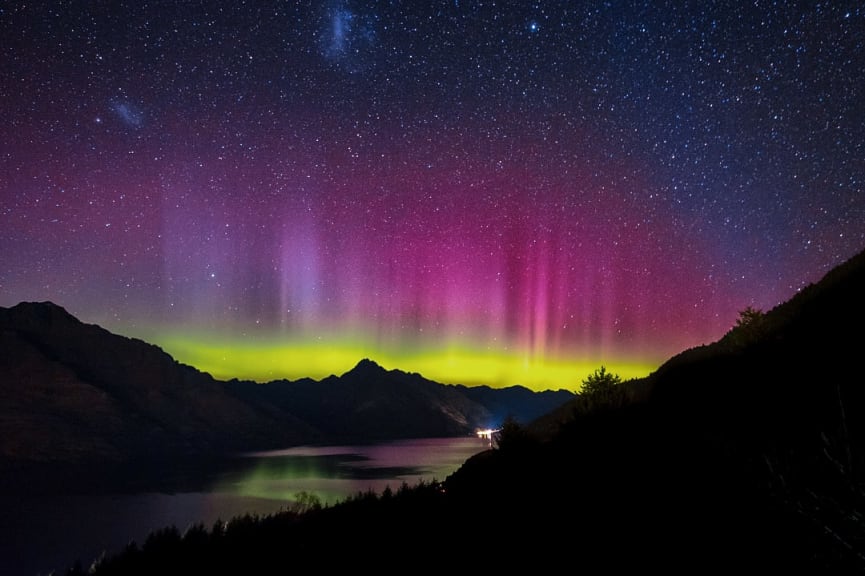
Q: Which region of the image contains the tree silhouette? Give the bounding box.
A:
[290,490,323,514]
[735,305,765,330]
[730,305,767,345]
[494,414,535,452]
[580,365,622,396]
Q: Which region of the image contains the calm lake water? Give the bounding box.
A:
[2,436,490,576]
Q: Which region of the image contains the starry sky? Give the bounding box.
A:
[1,1,863,391]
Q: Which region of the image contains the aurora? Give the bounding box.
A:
[155,330,659,391]
[2,2,862,392]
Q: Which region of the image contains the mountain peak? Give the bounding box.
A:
[2,300,82,330]
[10,300,71,314]
[350,358,386,374]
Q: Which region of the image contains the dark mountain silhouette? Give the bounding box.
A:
[0,303,572,478]
[223,360,573,443]
[0,301,315,473]
[448,244,865,571]
[65,246,865,573]
[224,359,494,443]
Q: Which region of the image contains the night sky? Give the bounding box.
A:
[2,2,863,391]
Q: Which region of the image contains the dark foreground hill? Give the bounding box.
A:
[0,303,572,479]
[69,246,865,574]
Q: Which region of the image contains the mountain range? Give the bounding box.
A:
[62,245,865,574]
[5,244,865,572]
[0,302,572,473]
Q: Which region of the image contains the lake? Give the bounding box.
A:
[1,436,490,576]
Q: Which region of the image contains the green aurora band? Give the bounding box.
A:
[156,331,660,392]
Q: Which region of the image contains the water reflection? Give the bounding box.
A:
[3,436,489,576]
[216,436,488,505]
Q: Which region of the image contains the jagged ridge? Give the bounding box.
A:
[0,304,573,472]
